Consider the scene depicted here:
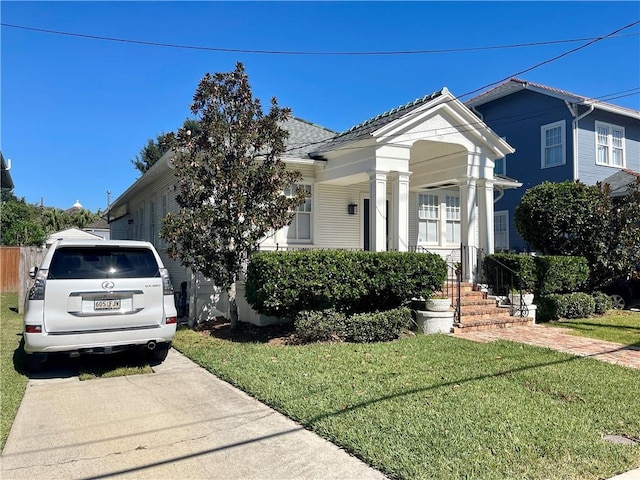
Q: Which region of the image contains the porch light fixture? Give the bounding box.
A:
[348,203,358,215]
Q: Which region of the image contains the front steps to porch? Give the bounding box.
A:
[450,282,534,333]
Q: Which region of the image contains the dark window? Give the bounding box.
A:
[48,247,159,279]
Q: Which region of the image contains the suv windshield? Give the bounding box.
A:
[48,246,160,280]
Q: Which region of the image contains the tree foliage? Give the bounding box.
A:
[514,180,640,287]
[160,62,308,309]
[0,191,101,246]
[131,119,202,174]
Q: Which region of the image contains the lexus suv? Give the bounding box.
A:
[23,240,177,372]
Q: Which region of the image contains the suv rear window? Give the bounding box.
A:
[48,247,160,280]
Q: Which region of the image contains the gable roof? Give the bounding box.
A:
[281,117,337,158]
[312,90,444,154]
[45,228,103,246]
[466,78,640,120]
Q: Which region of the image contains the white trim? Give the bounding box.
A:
[594,121,626,168]
[540,120,566,169]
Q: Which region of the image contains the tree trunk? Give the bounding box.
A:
[228,281,238,330]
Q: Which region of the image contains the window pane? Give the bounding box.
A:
[445,196,460,220]
[418,194,439,220]
[612,129,623,147]
[446,221,460,243]
[297,212,311,239]
[612,148,623,167]
[418,221,438,243]
[286,218,297,240]
[495,157,505,176]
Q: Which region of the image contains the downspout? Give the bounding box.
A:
[570,102,595,180]
[494,186,505,203]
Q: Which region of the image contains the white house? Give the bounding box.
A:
[109,88,520,324]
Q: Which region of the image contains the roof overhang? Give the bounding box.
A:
[466,79,640,121]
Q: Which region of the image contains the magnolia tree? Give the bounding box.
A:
[161,62,309,327]
[514,180,640,287]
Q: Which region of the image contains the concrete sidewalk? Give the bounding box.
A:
[1,350,386,480]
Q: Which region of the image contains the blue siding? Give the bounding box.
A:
[576,109,640,185]
[474,90,575,251]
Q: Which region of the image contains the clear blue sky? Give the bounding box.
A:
[2,1,639,213]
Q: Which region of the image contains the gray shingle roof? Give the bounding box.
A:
[282,117,337,158]
[310,90,444,155]
[603,169,640,197]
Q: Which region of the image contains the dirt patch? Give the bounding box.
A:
[194,317,298,345]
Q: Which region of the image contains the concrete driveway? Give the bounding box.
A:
[1,349,386,480]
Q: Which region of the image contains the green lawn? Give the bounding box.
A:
[0,292,29,451]
[174,326,640,480]
[545,311,640,346]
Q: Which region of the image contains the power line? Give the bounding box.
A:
[1,22,638,56]
[460,20,640,98]
[281,89,640,155]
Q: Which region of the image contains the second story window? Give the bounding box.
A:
[541,120,566,168]
[596,121,625,167]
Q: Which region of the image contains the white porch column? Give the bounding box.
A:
[369,170,388,252]
[459,179,477,282]
[390,171,411,252]
[477,179,495,255]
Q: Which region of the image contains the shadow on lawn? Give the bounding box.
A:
[191,317,296,345]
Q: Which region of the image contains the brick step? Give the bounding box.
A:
[459,298,496,307]
[453,316,533,333]
[458,304,509,316]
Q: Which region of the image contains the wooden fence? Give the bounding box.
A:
[1,247,20,293]
[0,246,46,313]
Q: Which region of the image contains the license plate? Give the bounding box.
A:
[95,299,121,311]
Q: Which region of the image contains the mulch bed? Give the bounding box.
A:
[193,317,297,345]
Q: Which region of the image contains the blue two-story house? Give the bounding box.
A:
[466,78,640,252]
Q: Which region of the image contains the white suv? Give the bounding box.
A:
[24,239,177,371]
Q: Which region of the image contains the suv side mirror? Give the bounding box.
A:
[29,266,38,279]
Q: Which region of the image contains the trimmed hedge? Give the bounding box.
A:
[294,307,411,344]
[534,256,589,295]
[483,253,536,294]
[483,253,590,296]
[294,308,346,343]
[592,291,612,314]
[536,292,597,322]
[344,308,412,343]
[246,250,447,319]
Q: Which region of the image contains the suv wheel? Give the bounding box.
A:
[609,294,627,310]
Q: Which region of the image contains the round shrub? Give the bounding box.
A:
[344,307,412,343]
[294,309,346,343]
[592,291,611,314]
[564,292,595,319]
[536,294,566,322]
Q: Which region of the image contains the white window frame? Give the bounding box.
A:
[595,121,625,168]
[494,210,509,252]
[417,194,439,244]
[541,120,566,168]
[284,183,312,243]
